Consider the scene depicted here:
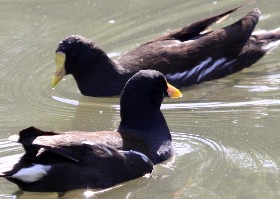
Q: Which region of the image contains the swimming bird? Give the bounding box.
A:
[51,7,280,97]
[0,70,182,192]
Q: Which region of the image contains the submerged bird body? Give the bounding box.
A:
[0,70,182,192]
[52,7,280,96]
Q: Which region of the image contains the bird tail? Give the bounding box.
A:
[253,28,280,52]
[9,126,57,152]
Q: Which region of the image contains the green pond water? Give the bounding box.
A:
[0,0,280,198]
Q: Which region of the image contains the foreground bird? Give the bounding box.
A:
[51,7,280,97]
[0,70,182,192]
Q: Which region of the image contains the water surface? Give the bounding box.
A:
[0,0,280,198]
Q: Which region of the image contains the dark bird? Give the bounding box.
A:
[0,70,182,192]
[51,7,280,97]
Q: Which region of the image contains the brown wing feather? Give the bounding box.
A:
[157,5,243,42]
[118,8,261,74]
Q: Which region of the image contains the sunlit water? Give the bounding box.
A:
[0,0,280,198]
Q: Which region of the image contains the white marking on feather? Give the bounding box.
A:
[270,27,280,33]
[102,146,113,156]
[253,28,280,36]
[223,59,236,67]
[129,150,150,163]
[192,57,212,71]
[252,28,280,52]
[212,57,226,67]
[182,40,195,44]
[165,57,212,81]
[252,29,268,35]
[197,58,227,81]
[262,40,280,52]
[11,164,51,183]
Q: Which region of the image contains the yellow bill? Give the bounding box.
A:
[51,52,66,88]
[167,83,182,98]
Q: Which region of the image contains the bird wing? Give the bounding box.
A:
[156,6,242,42]
[32,131,123,162]
[118,9,261,81]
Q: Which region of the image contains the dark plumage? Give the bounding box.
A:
[52,7,280,97]
[0,70,182,192]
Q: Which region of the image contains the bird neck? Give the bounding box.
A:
[72,56,132,97]
[118,107,172,164]
[118,104,171,139]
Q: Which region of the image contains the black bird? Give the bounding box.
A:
[51,7,280,97]
[0,70,182,192]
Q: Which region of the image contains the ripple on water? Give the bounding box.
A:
[0,139,22,157]
[161,99,280,110]
[1,0,280,198]
[168,127,280,198]
[171,132,227,180]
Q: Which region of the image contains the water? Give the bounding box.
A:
[0,0,280,198]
